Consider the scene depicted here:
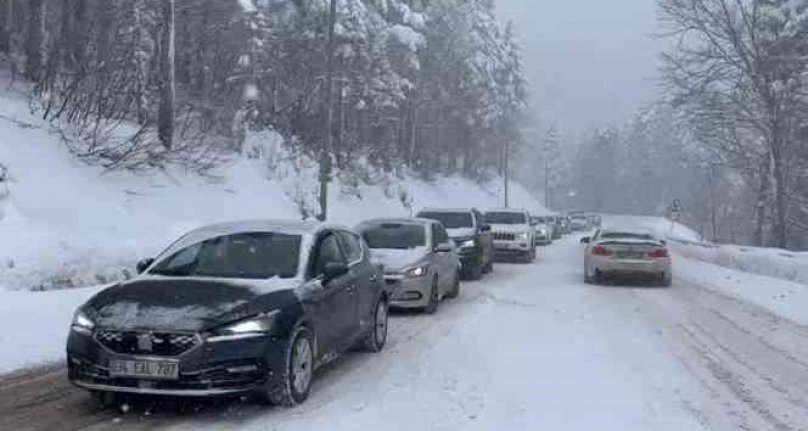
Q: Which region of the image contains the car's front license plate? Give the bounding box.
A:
[109,359,179,380]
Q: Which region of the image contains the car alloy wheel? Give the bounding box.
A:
[362,297,388,352]
[265,326,314,407]
[291,336,313,396]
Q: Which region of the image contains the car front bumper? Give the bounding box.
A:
[66,328,287,397]
[493,240,532,255]
[384,275,432,308]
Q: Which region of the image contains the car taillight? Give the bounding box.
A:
[592,245,613,256]
[648,248,669,258]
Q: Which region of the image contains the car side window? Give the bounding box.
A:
[430,224,440,248]
[312,233,346,278]
[435,224,450,244]
[336,231,363,265]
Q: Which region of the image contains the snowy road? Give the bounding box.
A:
[3,235,808,430]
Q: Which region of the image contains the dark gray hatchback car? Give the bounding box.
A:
[67,220,388,407]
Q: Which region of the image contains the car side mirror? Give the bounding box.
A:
[323,262,349,280]
[480,224,491,232]
[136,258,155,274]
[580,237,591,244]
[434,243,452,253]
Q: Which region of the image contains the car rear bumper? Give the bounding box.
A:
[66,328,286,397]
[590,257,671,275]
[385,275,431,308]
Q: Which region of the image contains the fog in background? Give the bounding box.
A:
[496,0,663,132]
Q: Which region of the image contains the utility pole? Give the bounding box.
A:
[318,0,337,221]
[503,139,510,208]
[544,157,548,209]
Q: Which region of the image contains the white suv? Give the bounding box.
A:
[483,208,536,263]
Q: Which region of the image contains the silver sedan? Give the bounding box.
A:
[581,229,672,286]
[357,218,461,314]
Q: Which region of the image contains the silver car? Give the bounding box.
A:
[582,229,672,286]
[356,218,461,314]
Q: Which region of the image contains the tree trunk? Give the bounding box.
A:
[158,0,175,149]
[771,146,788,248]
[25,0,45,81]
[2,0,12,53]
[753,159,769,247]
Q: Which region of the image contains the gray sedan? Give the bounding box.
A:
[357,218,461,314]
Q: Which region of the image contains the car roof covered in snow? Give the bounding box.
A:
[483,207,527,214]
[417,208,476,214]
[356,217,435,228]
[183,219,342,238]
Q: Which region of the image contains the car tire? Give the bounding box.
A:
[593,269,604,285]
[264,325,314,407]
[524,247,536,263]
[660,272,672,287]
[482,255,494,274]
[361,297,389,352]
[445,270,461,299]
[466,261,483,280]
[423,278,440,314]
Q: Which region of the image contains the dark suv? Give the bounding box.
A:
[416,208,494,280]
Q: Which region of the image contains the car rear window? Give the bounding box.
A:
[418,212,474,229]
[149,232,301,279]
[361,223,426,249]
[598,232,655,241]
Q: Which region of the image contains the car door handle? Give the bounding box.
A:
[346,285,356,294]
[369,274,378,283]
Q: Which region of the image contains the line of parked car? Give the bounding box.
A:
[65,206,574,408]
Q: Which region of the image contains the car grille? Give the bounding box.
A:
[493,232,516,241]
[95,330,200,356]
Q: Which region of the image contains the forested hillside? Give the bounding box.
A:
[0,0,526,188]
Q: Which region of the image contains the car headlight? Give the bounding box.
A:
[518,232,530,241]
[404,265,429,278]
[208,311,280,342]
[460,239,476,249]
[71,309,95,335]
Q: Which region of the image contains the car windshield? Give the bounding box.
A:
[485,212,527,225]
[148,232,301,279]
[598,232,655,241]
[418,212,473,229]
[361,223,426,249]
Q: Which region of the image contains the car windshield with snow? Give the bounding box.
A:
[67,220,389,406]
[147,232,301,279]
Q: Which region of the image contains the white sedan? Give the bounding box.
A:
[581,229,672,287]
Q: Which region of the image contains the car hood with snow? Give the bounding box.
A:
[489,224,530,234]
[84,277,301,332]
[446,227,476,239]
[368,248,428,273]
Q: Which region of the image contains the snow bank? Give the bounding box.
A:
[602,215,808,286]
[0,286,103,373]
[0,88,544,291]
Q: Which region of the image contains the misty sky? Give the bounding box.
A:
[496,0,663,134]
